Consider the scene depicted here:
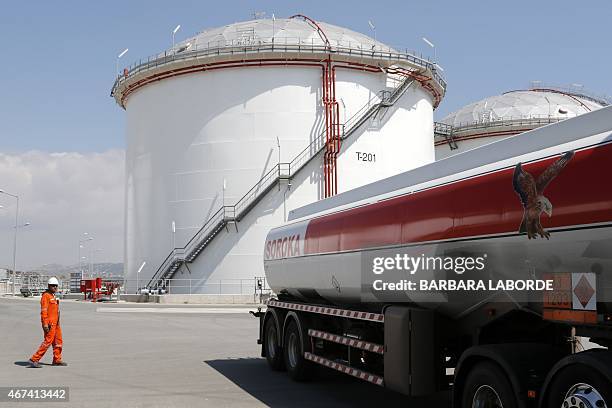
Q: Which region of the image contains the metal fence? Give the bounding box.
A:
[111,36,446,97]
[433,115,593,142]
[1,277,270,297]
[0,275,70,295]
[523,83,611,106]
[125,277,271,295]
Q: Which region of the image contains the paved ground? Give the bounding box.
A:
[0,297,450,407]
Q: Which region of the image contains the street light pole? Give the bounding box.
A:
[368,20,376,42]
[116,48,128,77]
[12,195,18,297]
[222,178,226,207]
[172,25,181,53]
[78,234,93,278]
[422,37,436,62]
[171,221,176,249]
[92,248,103,277]
[272,14,276,43]
[137,261,146,294]
[0,190,20,297]
[80,256,87,278]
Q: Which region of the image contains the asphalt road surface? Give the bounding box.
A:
[0,297,450,407]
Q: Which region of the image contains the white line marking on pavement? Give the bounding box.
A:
[97,307,257,314]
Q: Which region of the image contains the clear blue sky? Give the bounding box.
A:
[1,0,610,153]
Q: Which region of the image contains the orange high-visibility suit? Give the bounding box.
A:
[30,291,62,363]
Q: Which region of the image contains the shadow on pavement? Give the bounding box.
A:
[14,361,57,367]
[205,358,450,407]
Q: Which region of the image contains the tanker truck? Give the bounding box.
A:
[253,106,612,408]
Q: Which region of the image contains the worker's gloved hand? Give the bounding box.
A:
[43,325,50,333]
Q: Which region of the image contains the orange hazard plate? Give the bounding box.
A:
[543,273,571,309]
[543,309,597,324]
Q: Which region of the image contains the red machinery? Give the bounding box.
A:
[104,282,121,298]
[80,278,120,302]
[80,278,102,301]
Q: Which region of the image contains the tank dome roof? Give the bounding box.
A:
[178,17,394,52]
[112,16,447,109]
[442,88,606,129]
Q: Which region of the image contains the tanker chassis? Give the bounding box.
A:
[254,108,612,407]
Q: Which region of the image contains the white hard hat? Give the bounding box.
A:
[48,277,59,286]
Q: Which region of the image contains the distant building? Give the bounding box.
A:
[70,272,83,293]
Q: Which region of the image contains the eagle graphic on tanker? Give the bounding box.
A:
[512,151,574,239]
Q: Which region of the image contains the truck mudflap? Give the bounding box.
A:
[384,306,436,396]
[249,307,265,346]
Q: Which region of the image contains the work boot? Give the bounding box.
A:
[52,361,68,366]
[28,360,42,368]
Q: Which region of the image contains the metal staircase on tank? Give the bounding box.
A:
[146,76,416,290]
[434,121,458,150]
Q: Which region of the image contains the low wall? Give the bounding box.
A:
[120,293,268,304]
[62,293,85,300]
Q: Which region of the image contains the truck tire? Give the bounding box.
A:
[545,364,610,408]
[461,361,517,408]
[263,316,284,371]
[283,319,313,381]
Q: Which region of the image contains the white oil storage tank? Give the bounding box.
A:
[111,15,446,294]
[434,86,608,159]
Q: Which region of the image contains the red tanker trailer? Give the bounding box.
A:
[255,106,612,407]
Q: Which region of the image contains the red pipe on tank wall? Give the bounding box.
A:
[328,64,337,196]
[333,65,341,195]
[322,63,329,198]
[325,58,332,197]
[325,61,333,198]
[289,14,337,197]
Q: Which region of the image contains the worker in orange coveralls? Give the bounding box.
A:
[28,277,67,368]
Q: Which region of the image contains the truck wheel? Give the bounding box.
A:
[545,364,610,408]
[283,319,313,381]
[461,361,517,408]
[263,317,284,371]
